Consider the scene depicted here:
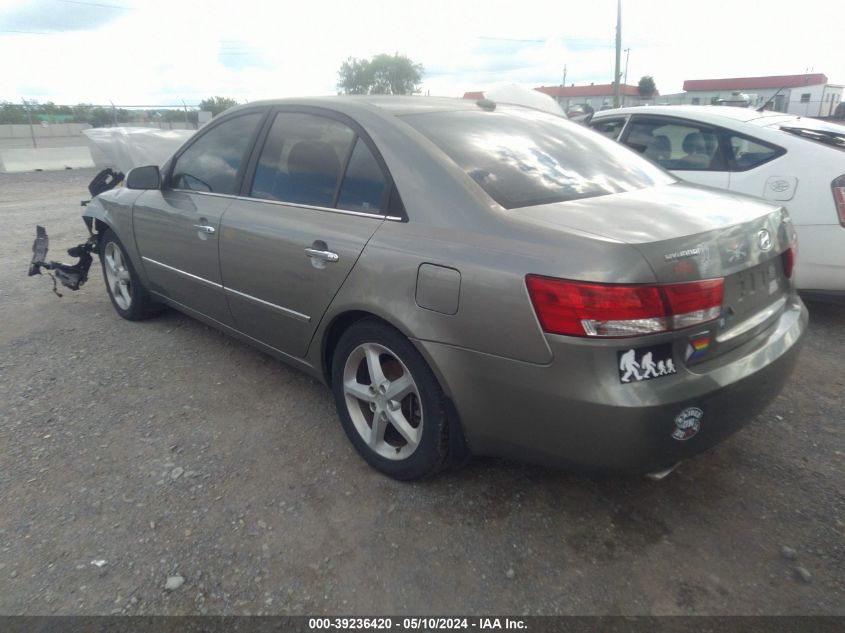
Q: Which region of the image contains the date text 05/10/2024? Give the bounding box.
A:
[307,618,527,630]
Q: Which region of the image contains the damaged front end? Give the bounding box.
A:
[28,225,98,297]
[27,167,125,297]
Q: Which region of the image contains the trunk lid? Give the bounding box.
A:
[515,182,796,360]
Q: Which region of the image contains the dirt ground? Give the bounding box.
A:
[0,169,843,616]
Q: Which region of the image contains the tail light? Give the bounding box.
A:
[833,175,845,227]
[525,275,724,338]
[782,245,797,278]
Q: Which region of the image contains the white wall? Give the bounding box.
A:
[0,122,91,139]
[682,88,781,108]
[553,94,652,109]
[786,83,828,116]
[0,121,194,141]
[819,86,843,117]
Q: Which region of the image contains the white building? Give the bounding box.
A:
[681,73,842,117]
[533,83,657,110]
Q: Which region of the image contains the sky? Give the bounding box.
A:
[0,0,841,106]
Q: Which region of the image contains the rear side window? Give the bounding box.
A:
[403,108,673,209]
[590,118,626,140]
[727,134,784,170]
[251,112,355,207]
[337,138,386,212]
[172,112,263,194]
[624,118,726,171]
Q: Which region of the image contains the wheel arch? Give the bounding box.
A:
[82,196,118,234]
[320,310,398,386]
[83,216,112,236]
[319,308,470,464]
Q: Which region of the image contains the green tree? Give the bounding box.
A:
[0,101,28,124]
[337,53,423,95]
[337,57,374,94]
[87,106,112,128]
[199,96,239,117]
[638,75,657,99]
[71,103,94,123]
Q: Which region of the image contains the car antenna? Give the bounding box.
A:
[757,86,786,112]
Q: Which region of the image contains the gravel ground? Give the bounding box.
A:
[0,169,843,616]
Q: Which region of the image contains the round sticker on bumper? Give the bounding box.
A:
[672,407,703,441]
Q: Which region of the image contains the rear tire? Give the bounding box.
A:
[99,228,157,321]
[331,319,450,480]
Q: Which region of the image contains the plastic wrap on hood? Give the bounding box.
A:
[483,84,566,116]
[83,127,195,173]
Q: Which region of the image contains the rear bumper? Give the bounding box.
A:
[415,296,808,473]
[793,224,845,292]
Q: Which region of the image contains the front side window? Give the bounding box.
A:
[251,112,355,208]
[800,93,811,103]
[589,118,626,140]
[624,117,726,171]
[403,107,673,210]
[171,112,263,194]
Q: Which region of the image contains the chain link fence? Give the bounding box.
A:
[0,101,203,150]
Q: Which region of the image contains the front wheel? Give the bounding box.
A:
[99,228,157,321]
[331,319,450,480]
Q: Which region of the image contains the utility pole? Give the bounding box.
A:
[613,0,622,108]
[623,48,630,106]
[561,65,567,107]
[22,99,37,149]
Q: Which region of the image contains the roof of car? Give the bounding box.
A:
[230,95,485,117]
[591,105,793,124]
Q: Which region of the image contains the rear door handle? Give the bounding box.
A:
[193,224,215,234]
[304,247,339,263]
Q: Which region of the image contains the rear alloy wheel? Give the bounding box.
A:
[99,228,157,321]
[332,320,450,480]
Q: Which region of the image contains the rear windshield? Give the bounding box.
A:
[402,107,674,209]
[779,124,845,151]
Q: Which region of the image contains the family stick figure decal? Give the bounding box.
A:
[618,344,677,383]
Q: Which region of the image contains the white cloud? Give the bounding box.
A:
[0,0,841,104]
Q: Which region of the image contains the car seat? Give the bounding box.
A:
[282,140,341,207]
[645,135,671,162]
[681,132,710,168]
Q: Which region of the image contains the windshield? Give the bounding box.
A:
[402,106,675,209]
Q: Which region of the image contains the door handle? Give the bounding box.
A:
[193,224,215,235]
[304,247,339,263]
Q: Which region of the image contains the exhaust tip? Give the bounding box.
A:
[644,462,681,481]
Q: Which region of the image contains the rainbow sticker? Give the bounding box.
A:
[685,334,710,361]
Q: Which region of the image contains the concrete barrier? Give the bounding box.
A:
[0,146,94,173]
[0,123,92,139]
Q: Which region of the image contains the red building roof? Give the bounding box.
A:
[683,73,828,92]
[535,83,648,98]
[462,91,485,100]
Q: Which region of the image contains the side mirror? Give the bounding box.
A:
[126,165,161,190]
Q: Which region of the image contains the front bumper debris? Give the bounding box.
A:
[28,225,98,296]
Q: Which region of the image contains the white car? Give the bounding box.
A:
[589,105,845,299]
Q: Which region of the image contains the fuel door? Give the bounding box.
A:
[762,175,798,201]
